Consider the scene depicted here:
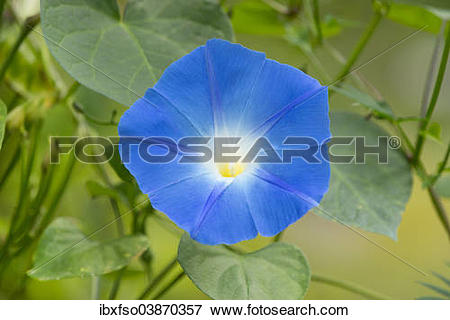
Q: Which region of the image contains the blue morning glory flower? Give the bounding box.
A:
[119,39,330,245]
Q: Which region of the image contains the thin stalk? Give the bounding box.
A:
[311,0,322,44]
[137,257,179,299]
[0,14,40,82]
[394,124,450,239]
[109,268,126,300]
[35,151,76,236]
[414,22,450,163]
[109,197,125,236]
[420,21,447,118]
[0,141,20,192]
[91,277,101,300]
[151,271,186,300]
[273,231,284,242]
[0,122,40,262]
[107,197,126,299]
[311,274,389,299]
[13,159,56,244]
[73,103,118,126]
[427,187,450,240]
[333,9,383,83]
[62,82,80,104]
[431,143,450,185]
[324,41,384,101]
[0,0,6,27]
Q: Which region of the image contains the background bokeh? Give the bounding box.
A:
[0,0,449,299]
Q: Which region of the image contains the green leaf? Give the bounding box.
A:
[0,99,6,150]
[321,15,343,38]
[331,84,395,120]
[387,3,442,34]
[316,112,413,239]
[178,234,310,300]
[28,217,149,280]
[427,8,450,20]
[435,175,450,198]
[418,282,450,298]
[424,122,442,142]
[232,0,286,36]
[390,0,450,12]
[41,0,233,106]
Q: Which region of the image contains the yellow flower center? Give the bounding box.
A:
[216,162,246,178]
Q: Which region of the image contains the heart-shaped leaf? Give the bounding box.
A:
[28,217,149,280]
[0,99,6,150]
[178,234,310,300]
[386,3,442,34]
[391,0,450,11]
[316,112,413,239]
[331,84,394,120]
[41,0,233,106]
[390,0,450,20]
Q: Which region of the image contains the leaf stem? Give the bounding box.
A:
[413,21,450,164]
[151,270,185,300]
[109,268,126,300]
[333,8,384,83]
[91,276,101,300]
[311,0,322,44]
[35,150,76,237]
[0,14,40,82]
[0,0,6,27]
[311,274,390,299]
[431,143,450,185]
[427,187,450,240]
[137,257,179,299]
[420,20,447,118]
[273,231,284,242]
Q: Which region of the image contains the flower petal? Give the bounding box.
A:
[191,176,258,245]
[264,88,331,149]
[118,96,209,194]
[204,39,266,135]
[238,59,322,137]
[245,166,327,236]
[153,46,214,136]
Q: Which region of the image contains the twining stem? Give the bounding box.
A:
[432,143,450,184]
[35,151,76,236]
[333,8,383,83]
[109,268,126,300]
[138,257,179,299]
[428,187,450,239]
[390,121,450,239]
[0,0,6,26]
[0,128,22,190]
[0,14,40,82]
[311,274,389,299]
[311,0,322,44]
[151,271,186,300]
[413,21,450,164]
[420,21,447,118]
[0,122,41,264]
